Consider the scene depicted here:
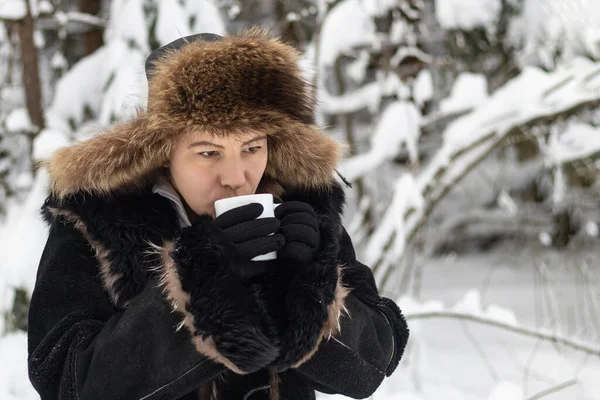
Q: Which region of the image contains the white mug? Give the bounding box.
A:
[214,193,280,261]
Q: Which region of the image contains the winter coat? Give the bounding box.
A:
[27,28,409,400]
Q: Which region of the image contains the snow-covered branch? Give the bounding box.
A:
[47,11,106,28]
[367,59,600,286]
[318,72,405,115]
[423,206,554,255]
[406,310,600,357]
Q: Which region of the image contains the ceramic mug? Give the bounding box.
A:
[214,193,280,261]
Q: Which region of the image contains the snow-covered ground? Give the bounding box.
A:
[321,243,600,400]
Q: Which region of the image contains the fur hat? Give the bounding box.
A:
[44,28,342,199]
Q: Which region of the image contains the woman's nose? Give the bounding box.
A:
[219,157,246,190]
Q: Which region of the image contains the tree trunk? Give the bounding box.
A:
[78,0,103,55]
[16,1,44,132]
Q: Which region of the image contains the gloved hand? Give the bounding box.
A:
[212,203,285,278]
[274,201,320,263]
[169,202,286,373]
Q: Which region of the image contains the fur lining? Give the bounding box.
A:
[156,216,280,374]
[41,188,181,308]
[291,268,351,368]
[267,182,349,371]
[43,207,125,305]
[44,28,342,200]
[156,240,246,374]
[324,270,352,338]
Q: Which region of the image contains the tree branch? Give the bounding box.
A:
[526,379,577,400]
[374,95,600,287]
[406,311,600,357]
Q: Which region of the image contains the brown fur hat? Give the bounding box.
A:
[44,27,342,199]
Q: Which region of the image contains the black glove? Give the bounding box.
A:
[169,203,286,373]
[274,201,320,263]
[212,203,285,278]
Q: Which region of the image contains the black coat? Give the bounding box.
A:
[28,181,409,400]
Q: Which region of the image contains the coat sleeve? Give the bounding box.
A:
[295,227,409,398]
[27,219,226,400]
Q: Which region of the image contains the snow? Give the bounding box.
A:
[155,0,191,46]
[50,40,146,129]
[435,0,502,32]
[226,4,241,20]
[319,71,407,115]
[49,44,111,128]
[376,249,600,400]
[367,58,600,280]
[299,42,318,85]
[345,51,370,83]
[413,69,434,107]
[33,128,70,161]
[487,382,522,400]
[97,46,147,124]
[5,108,35,133]
[317,0,378,68]
[0,171,50,400]
[496,190,517,216]
[14,172,33,192]
[364,174,424,266]
[0,332,37,400]
[546,123,600,165]
[105,0,149,50]
[0,0,26,20]
[339,100,421,182]
[451,289,519,327]
[508,0,600,69]
[0,170,50,298]
[585,221,599,237]
[539,231,552,247]
[362,0,401,18]
[50,51,67,71]
[439,72,487,114]
[185,0,226,36]
[38,0,53,15]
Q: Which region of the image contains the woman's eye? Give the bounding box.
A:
[244,146,262,154]
[198,151,219,158]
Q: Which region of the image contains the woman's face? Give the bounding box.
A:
[168,129,268,219]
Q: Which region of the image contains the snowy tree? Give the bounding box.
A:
[306,0,600,292]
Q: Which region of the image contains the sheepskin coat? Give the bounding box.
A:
[27,29,409,400]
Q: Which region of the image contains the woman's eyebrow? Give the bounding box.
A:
[188,135,266,149]
[242,135,267,146]
[188,141,224,149]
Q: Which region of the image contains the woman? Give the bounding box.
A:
[28,28,409,400]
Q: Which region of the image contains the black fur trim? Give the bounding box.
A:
[172,215,280,373]
[270,211,341,371]
[254,181,347,370]
[40,186,180,308]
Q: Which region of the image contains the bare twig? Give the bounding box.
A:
[497,339,556,385]
[460,320,499,382]
[523,339,543,398]
[405,311,600,357]
[526,379,577,400]
[579,260,600,339]
[536,260,565,355]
